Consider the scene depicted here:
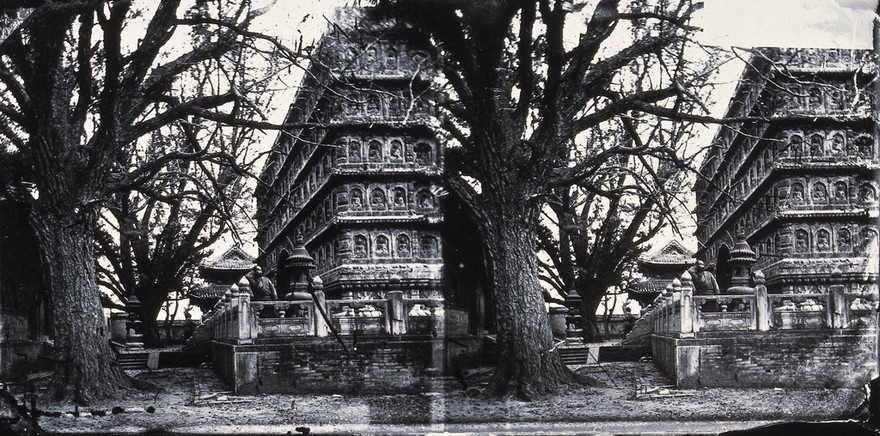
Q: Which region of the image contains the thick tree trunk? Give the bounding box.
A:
[31,209,134,404]
[579,295,604,343]
[139,292,167,347]
[484,201,579,399]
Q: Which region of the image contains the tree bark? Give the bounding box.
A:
[30,209,134,404]
[484,199,578,399]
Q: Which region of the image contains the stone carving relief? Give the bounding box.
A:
[396,234,411,257]
[795,229,809,253]
[860,184,877,203]
[816,229,831,252]
[811,182,827,203]
[350,188,364,209]
[414,142,432,165]
[859,228,879,255]
[421,235,439,258]
[354,235,368,258]
[833,181,848,203]
[837,228,852,253]
[375,235,390,256]
[393,187,407,208]
[831,133,845,155]
[371,188,387,210]
[790,182,805,204]
[368,140,383,162]
[809,134,824,157]
[390,140,403,160]
[349,140,362,161]
[416,189,435,209]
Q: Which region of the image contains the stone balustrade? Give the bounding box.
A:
[647,271,878,337]
[208,287,445,343]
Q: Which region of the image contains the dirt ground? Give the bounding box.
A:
[4,359,870,434]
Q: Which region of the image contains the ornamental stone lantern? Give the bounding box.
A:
[727,238,757,294]
[283,233,315,301]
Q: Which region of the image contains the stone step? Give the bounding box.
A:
[117,353,149,370]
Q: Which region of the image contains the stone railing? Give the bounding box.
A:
[210,287,444,343]
[647,271,878,337]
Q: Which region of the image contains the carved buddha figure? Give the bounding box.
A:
[816,229,831,252]
[375,235,390,256]
[809,134,824,157]
[396,234,411,257]
[811,182,827,203]
[837,228,852,253]
[795,229,809,253]
[354,235,368,258]
[831,133,845,155]
[371,188,387,209]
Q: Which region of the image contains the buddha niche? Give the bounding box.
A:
[371,189,387,209]
[811,183,827,202]
[396,234,411,257]
[795,230,809,253]
[816,230,831,252]
[376,236,390,256]
[809,135,824,157]
[354,236,368,258]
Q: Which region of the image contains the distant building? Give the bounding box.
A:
[626,240,695,307]
[255,8,487,331]
[694,48,878,294]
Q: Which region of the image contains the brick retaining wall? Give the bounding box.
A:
[212,336,446,394]
[652,328,878,388]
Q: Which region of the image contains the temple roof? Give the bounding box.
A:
[627,278,672,295]
[188,283,232,301]
[200,246,256,271]
[639,240,695,266]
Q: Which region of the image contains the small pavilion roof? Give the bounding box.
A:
[200,246,256,271]
[639,240,695,266]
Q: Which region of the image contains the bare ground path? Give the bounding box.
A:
[7,360,871,434]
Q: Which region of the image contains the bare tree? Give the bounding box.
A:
[382,0,712,398]
[0,0,293,403]
[95,44,276,347]
[538,118,696,342]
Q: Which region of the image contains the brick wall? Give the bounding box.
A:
[653,328,878,388]
[212,336,446,394]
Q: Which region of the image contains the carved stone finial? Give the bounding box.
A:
[679,270,694,291]
[752,270,766,285]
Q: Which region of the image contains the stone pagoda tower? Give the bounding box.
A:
[694,48,878,295]
[256,8,444,301]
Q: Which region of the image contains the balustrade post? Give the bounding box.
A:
[754,274,770,331]
[237,293,254,344]
[680,289,694,337]
[387,291,405,335]
[313,290,329,337]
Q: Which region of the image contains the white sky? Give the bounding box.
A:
[251,0,876,251]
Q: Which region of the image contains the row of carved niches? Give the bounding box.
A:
[772,80,873,116]
[759,224,879,256]
[335,135,439,167]
[330,89,432,123]
[323,231,442,262]
[776,178,877,207]
[771,48,870,70]
[323,38,433,78]
[779,130,875,161]
[703,178,878,240]
[335,184,440,213]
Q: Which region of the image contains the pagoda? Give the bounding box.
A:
[626,240,695,307]
[188,246,256,313]
[255,8,444,301]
